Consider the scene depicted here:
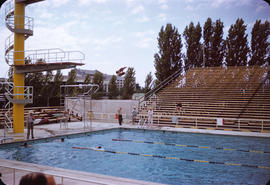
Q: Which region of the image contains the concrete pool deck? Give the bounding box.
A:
[0,121,270,185]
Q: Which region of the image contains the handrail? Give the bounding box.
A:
[5,15,34,31]
[0,163,108,185]
[138,68,183,107]
[6,48,85,65]
[137,113,270,131]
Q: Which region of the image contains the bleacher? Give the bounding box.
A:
[138,66,270,132]
[0,106,82,129]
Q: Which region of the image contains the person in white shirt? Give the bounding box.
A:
[148,108,153,125]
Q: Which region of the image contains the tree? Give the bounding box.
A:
[144,72,153,93]
[122,67,136,99]
[183,22,202,70]
[203,18,213,67]
[84,74,91,84]
[212,19,224,66]
[108,75,118,99]
[249,20,270,66]
[203,18,224,67]
[25,72,44,106]
[92,71,104,99]
[154,23,183,85]
[225,18,249,66]
[52,70,63,98]
[41,71,53,106]
[66,69,77,96]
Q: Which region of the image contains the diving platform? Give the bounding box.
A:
[13,62,84,74]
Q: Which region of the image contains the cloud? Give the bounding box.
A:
[133,31,156,48]
[157,13,167,21]
[158,0,168,9]
[210,0,253,8]
[256,1,270,12]
[50,0,70,7]
[78,0,108,6]
[131,5,145,14]
[91,36,123,51]
[136,15,150,23]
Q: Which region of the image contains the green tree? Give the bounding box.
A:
[212,19,224,66]
[41,71,53,106]
[108,75,118,99]
[92,71,104,99]
[84,74,91,84]
[203,18,224,67]
[66,69,77,96]
[249,20,270,66]
[225,18,249,66]
[25,72,44,106]
[203,18,213,67]
[122,67,136,99]
[154,23,183,85]
[144,72,153,93]
[183,22,202,70]
[52,70,63,97]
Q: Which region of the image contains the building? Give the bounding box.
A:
[64,69,125,93]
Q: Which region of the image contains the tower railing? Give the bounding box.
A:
[6,48,85,66]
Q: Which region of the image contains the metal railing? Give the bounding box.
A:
[5,15,34,31]
[0,165,108,185]
[6,48,85,65]
[137,113,270,131]
[138,68,182,108]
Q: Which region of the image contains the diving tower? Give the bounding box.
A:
[4,0,85,134]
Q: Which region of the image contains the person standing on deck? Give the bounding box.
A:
[26,111,34,139]
[131,106,137,125]
[148,108,153,125]
[118,107,123,126]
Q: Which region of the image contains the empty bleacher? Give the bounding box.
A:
[138,66,270,132]
[0,106,82,129]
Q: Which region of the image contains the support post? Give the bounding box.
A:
[13,2,25,133]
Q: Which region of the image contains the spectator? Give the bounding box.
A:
[0,173,6,185]
[19,172,47,185]
[148,108,153,125]
[46,175,56,185]
[19,172,56,185]
[176,101,182,112]
[26,111,34,139]
[117,107,123,126]
[131,106,137,125]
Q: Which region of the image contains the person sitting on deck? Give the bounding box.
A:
[176,101,182,112]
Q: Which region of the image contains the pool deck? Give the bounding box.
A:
[1,121,270,185]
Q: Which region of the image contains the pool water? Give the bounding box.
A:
[0,128,270,185]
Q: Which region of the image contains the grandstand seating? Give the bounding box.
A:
[138,66,270,132]
[0,106,82,129]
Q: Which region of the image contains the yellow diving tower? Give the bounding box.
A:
[4,0,84,134]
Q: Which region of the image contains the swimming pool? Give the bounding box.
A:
[0,128,270,184]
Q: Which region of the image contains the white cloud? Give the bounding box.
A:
[256,1,270,12]
[131,5,145,14]
[157,13,167,21]
[136,15,150,23]
[91,36,123,51]
[133,31,155,48]
[158,0,168,9]
[210,0,253,8]
[78,0,108,6]
[51,0,70,7]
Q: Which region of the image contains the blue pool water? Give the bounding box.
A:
[0,128,270,184]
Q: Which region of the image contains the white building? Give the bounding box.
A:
[63,69,125,93]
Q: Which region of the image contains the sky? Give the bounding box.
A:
[0,0,270,86]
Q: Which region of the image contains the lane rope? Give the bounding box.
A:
[112,139,270,154]
[72,146,270,171]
